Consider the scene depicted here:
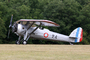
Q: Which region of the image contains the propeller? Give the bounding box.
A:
[8,14,13,38]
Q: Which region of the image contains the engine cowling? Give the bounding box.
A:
[12,23,26,35]
[17,24,26,35]
[12,23,17,32]
[17,24,22,33]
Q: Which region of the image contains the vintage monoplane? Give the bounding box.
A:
[8,15,83,44]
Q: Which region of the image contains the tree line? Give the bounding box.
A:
[0,0,90,44]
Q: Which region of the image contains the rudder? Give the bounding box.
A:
[69,27,83,43]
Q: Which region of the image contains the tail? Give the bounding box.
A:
[69,27,83,43]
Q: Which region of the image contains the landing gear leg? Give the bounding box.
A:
[69,42,73,45]
[23,32,28,45]
[16,40,20,44]
[16,36,21,44]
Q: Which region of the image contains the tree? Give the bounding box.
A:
[0,18,7,43]
[78,3,90,44]
[0,0,89,44]
[0,1,8,43]
[43,0,81,35]
[76,0,90,6]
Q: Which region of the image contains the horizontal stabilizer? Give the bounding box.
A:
[69,37,77,39]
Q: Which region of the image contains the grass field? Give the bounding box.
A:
[0,44,90,60]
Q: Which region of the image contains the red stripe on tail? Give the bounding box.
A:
[79,29,83,42]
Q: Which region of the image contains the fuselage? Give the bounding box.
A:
[30,27,75,42]
[13,23,75,43]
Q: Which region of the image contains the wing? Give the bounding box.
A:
[16,19,60,27]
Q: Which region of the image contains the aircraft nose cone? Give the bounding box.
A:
[12,23,17,32]
[12,26,17,32]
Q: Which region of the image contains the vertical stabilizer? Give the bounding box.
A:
[69,27,83,42]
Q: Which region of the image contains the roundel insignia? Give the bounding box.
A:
[44,33,49,38]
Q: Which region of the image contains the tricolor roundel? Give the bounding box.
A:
[44,33,49,38]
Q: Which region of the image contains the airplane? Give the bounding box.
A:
[8,15,83,45]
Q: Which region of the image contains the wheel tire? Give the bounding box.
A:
[16,40,20,44]
[23,41,27,45]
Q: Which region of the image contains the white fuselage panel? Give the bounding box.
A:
[31,28,75,42]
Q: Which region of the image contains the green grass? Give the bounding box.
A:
[0,44,90,60]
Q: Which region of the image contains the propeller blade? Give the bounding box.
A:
[8,29,10,38]
[8,14,13,38]
[9,14,13,28]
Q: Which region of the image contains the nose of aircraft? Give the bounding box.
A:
[12,23,17,32]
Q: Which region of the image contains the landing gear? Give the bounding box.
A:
[23,40,27,45]
[16,40,20,44]
[69,42,73,45]
[16,40,27,45]
[16,36,21,44]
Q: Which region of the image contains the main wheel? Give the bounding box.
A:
[16,40,20,44]
[23,41,27,45]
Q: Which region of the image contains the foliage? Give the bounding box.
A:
[0,0,90,44]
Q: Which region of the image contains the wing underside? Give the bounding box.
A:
[16,19,60,27]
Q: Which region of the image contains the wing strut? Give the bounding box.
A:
[26,22,42,41]
[27,22,35,30]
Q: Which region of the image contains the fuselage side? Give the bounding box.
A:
[31,27,75,42]
[13,24,75,43]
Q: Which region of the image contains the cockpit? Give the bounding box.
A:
[16,21,36,27]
